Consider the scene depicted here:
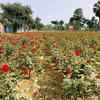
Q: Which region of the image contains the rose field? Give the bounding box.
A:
[0,31,100,100]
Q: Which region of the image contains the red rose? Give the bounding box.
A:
[75,50,80,56]
[94,51,96,55]
[32,48,37,53]
[11,43,16,46]
[87,59,92,64]
[66,68,72,74]
[0,68,2,70]
[40,40,44,44]
[0,46,4,51]
[0,39,3,42]
[30,41,34,46]
[36,45,40,49]
[21,44,26,49]
[64,53,67,57]
[0,64,11,72]
[55,59,61,65]
[33,91,40,97]
[22,69,29,75]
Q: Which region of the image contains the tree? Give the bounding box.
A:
[93,1,100,22]
[69,8,84,30]
[51,20,64,31]
[86,17,98,30]
[51,20,59,26]
[0,3,35,32]
[34,17,44,30]
[93,1,100,29]
[58,20,64,30]
[43,24,53,31]
[74,8,83,20]
[51,20,59,30]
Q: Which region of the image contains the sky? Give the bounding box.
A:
[0,0,97,24]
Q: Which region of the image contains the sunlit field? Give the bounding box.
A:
[0,31,100,100]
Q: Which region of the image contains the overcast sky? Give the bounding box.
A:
[0,0,97,24]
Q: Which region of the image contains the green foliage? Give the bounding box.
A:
[34,17,44,30]
[69,8,84,30]
[93,1,100,29]
[51,20,64,31]
[93,1,100,19]
[0,3,35,32]
[86,17,99,30]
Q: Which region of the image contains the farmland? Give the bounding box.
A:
[0,31,100,100]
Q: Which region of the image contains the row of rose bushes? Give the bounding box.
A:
[0,32,100,99]
[43,32,100,99]
[0,33,44,99]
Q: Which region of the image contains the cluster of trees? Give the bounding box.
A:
[0,3,43,32]
[43,8,100,31]
[68,8,99,31]
[0,1,100,32]
[49,1,100,31]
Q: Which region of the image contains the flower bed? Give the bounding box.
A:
[0,31,100,99]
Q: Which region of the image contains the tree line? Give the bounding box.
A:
[0,1,100,33]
